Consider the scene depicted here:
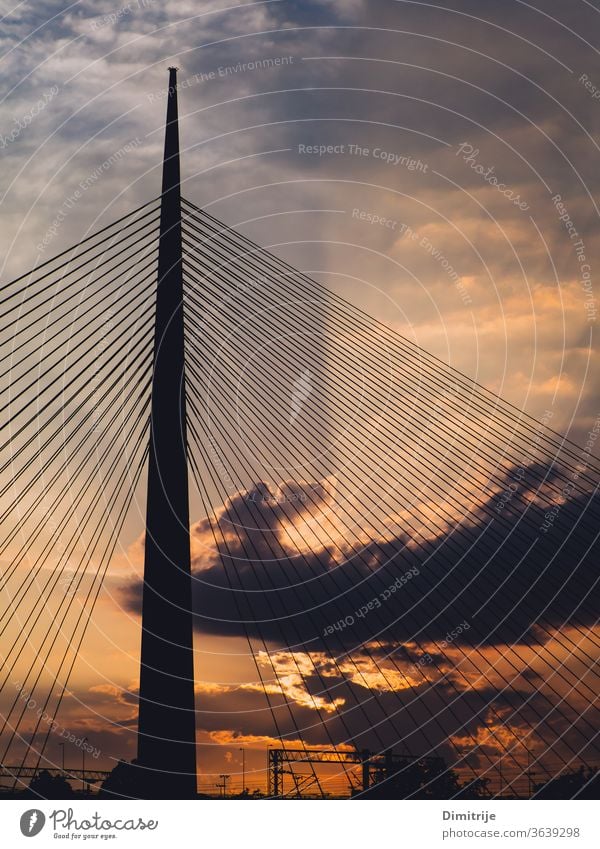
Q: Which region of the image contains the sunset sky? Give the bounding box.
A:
[1,0,599,796]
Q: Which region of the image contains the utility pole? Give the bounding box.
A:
[136,67,197,799]
[525,741,535,798]
[219,774,230,798]
[361,749,370,793]
[239,747,245,793]
[82,737,88,793]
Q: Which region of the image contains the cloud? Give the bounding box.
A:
[120,470,599,651]
[2,0,598,446]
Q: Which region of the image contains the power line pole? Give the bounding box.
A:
[136,67,197,799]
[82,737,87,793]
[219,774,230,798]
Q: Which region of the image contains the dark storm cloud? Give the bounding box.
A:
[120,469,599,651]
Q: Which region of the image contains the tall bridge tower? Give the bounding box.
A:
[136,68,197,798]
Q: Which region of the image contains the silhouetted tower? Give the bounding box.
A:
[137,67,197,798]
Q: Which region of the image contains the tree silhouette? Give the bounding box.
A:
[27,770,74,799]
[534,767,599,800]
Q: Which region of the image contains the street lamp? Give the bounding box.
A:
[81,737,88,793]
[239,748,245,794]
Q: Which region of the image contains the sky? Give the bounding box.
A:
[1,0,599,796]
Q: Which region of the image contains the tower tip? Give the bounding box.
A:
[167,67,178,95]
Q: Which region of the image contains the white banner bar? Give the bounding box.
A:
[0,799,596,848]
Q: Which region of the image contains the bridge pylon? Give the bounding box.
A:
[136,67,197,799]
